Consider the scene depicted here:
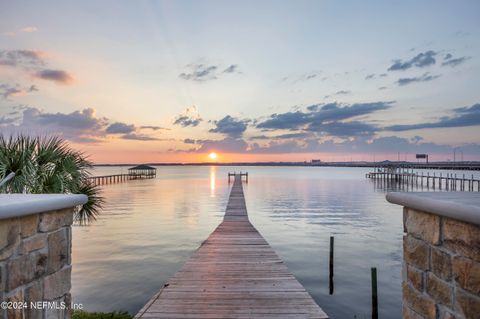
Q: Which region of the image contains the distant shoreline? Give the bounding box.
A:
[93,161,480,170]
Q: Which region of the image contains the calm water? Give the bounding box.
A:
[72,166,476,318]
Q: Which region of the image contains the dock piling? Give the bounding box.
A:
[371,267,378,319]
[329,236,334,295]
[366,166,479,192]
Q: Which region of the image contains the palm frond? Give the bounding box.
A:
[0,134,104,224]
[74,180,104,225]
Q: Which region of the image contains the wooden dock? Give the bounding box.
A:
[366,168,480,191]
[89,164,157,185]
[135,174,328,319]
[88,173,155,185]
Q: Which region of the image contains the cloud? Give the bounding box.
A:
[120,133,160,141]
[282,72,321,83]
[0,106,161,143]
[396,72,440,86]
[365,73,387,80]
[179,63,240,82]
[173,106,202,127]
[256,111,309,130]
[441,55,471,67]
[249,135,270,140]
[273,132,311,139]
[183,138,196,144]
[257,101,393,133]
[411,135,424,144]
[29,107,105,130]
[0,50,74,84]
[106,122,163,140]
[251,136,462,155]
[0,107,107,143]
[308,121,377,137]
[249,140,304,154]
[250,132,312,141]
[106,122,136,134]
[325,90,350,99]
[0,50,74,86]
[28,85,38,92]
[20,27,38,33]
[0,116,18,125]
[209,115,249,138]
[223,64,239,73]
[174,115,202,127]
[179,64,217,81]
[34,69,74,85]
[0,50,46,67]
[173,101,480,156]
[378,86,387,90]
[388,50,437,71]
[0,83,38,99]
[178,137,248,153]
[140,125,167,131]
[2,27,38,36]
[385,103,480,131]
[174,134,480,156]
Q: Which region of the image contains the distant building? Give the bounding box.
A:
[311,159,322,165]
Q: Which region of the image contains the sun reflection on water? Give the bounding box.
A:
[210,166,216,197]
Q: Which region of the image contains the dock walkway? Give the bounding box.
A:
[135,174,328,319]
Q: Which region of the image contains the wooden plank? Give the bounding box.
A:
[135,174,328,319]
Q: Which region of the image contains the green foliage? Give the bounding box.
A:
[0,135,103,224]
[72,311,132,319]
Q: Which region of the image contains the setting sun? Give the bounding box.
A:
[208,152,218,161]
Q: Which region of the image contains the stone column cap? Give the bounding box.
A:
[386,192,480,226]
[0,194,88,219]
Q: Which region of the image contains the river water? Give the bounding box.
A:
[72,165,478,318]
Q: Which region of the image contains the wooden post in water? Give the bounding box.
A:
[329,236,334,295]
[371,267,378,319]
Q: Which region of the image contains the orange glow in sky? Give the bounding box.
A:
[1,2,479,163]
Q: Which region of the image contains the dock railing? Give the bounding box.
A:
[367,167,480,191]
[228,171,248,183]
[88,171,156,185]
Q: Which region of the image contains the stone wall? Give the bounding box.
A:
[0,208,74,319]
[403,207,480,319]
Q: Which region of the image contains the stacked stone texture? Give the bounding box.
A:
[0,208,73,319]
[403,207,480,319]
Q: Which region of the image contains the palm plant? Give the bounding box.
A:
[0,135,103,224]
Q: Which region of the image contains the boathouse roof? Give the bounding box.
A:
[128,164,156,170]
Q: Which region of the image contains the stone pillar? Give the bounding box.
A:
[0,208,75,319]
[402,207,480,319]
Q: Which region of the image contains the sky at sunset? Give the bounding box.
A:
[1,0,479,163]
